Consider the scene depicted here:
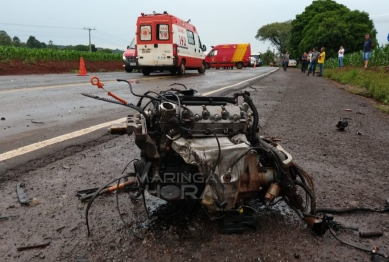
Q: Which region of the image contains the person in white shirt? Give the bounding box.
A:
[338,45,344,67]
[308,51,312,68]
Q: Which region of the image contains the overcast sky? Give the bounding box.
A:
[1,0,388,54]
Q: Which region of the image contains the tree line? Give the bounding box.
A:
[255,0,378,59]
[0,30,115,53]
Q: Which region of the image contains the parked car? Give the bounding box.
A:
[122,38,140,73]
[288,59,297,68]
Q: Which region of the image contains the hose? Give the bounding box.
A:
[315,207,384,214]
[243,93,259,145]
[85,173,134,237]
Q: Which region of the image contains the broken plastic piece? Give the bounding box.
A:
[16,183,29,205]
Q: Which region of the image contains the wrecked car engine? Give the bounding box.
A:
[82,77,320,232]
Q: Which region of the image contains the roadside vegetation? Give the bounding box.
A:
[323,44,389,112]
[0,46,121,62]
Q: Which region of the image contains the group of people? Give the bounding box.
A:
[283,47,326,76]
[281,33,374,76]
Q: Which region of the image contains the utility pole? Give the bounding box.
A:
[84,27,96,52]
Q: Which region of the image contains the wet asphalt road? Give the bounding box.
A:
[0,67,275,172]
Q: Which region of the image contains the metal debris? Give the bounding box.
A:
[336,118,351,131]
[31,120,45,124]
[0,215,20,221]
[17,237,51,251]
[359,231,383,238]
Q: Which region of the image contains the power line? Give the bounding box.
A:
[0,22,82,30]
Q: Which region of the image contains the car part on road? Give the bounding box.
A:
[359,231,384,238]
[17,237,51,251]
[0,215,19,221]
[16,183,29,205]
[336,118,351,131]
[82,76,322,233]
[80,178,136,202]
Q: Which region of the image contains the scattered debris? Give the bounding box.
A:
[75,257,88,262]
[16,183,30,205]
[356,111,366,115]
[56,226,66,232]
[356,131,363,135]
[76,187,103,197]
[17,237,51,251]
[1,117,5,120]
[343,108,352,112]
[294,253,300,259]
[359,231,383,238]
[31,120,44,124]
[0,215,20,221]
[30,198,41,207]
[336,118,351,131]
[62,164,70,169]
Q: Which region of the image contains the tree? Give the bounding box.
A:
[26,36,42,48]
[48,40,57,49]
[255,21,291,54]
[0,30,13,46]
[289,0,376,58]
[91,44,97,52]
[100,48,113,53]
[12,36,21,47]
[74,44,89,51]
[261,49,276,65]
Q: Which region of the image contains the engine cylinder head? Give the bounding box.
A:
[160,102,177,122]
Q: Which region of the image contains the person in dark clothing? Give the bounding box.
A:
[301,52,308,73]
[307,48,319,76]
[282,51,289,71]
[363,33,374,69]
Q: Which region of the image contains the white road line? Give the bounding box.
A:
[0,68,278,162]
[0,118,126,162]
[203,68,278,96]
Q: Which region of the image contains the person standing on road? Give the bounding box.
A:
[307,48,320,76]
[282,51,290,71]
[301,52,308,73]
[317,47,326,77]
[363,33,374,69]
[338,45,344,67]
[307,50,312,70]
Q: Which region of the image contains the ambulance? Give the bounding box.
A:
[204,44,251,69]
[135,11,207,76]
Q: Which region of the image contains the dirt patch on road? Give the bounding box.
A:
[1,68,389,261]
[0,60,124,76]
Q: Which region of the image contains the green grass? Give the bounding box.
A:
[0,46,121,62]
[325,67,389,113]
[323,44,389,113]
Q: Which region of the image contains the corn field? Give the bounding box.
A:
[0,46,121,62]
[325,44,389,69]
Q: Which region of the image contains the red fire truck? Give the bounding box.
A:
[204,44,251,69]
[135,11,207,76]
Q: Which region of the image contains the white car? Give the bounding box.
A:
[288,59,297,68]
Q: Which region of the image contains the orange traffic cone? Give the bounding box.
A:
[254,61,257,68]
[77,57,88,76]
